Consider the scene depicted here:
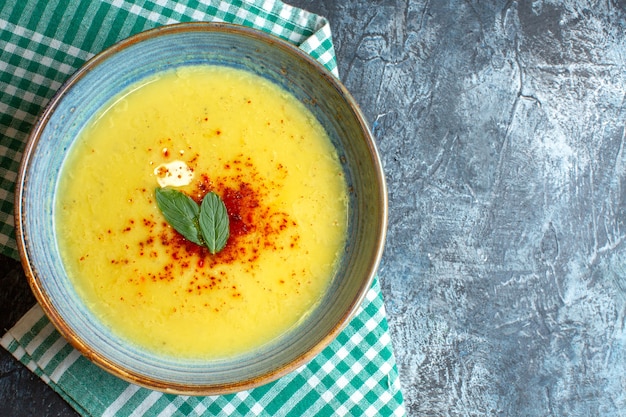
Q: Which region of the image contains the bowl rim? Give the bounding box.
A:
[14,21,388,395]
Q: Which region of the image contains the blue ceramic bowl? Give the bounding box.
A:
[15,22,387,395]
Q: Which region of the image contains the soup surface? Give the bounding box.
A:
[55,65,348,358]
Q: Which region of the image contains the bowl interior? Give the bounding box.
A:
[17,22,386,394]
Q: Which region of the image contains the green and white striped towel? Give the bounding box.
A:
[0,1,405,415]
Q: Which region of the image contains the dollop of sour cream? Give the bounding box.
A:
[154,160,194,187]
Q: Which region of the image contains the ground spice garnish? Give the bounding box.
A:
[108,155,300,300]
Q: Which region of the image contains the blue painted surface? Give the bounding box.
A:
[289,1,626,415]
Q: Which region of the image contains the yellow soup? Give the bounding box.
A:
[56,65,348,359]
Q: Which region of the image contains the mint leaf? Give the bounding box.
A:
[155,187,204,246]
[198,191,230,254]
[155,188,230,255]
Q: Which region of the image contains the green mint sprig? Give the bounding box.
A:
[155,188,230,254]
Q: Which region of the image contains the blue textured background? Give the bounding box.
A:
[292,1,626,415]
[2,1,626,416]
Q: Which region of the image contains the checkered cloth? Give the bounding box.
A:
[0,1,405,416]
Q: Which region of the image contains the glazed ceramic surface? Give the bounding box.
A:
[15,22,387,395]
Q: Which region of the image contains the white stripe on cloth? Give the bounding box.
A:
[155,395,190,417]
[49,349,81,383]
[102,384,142,417]
[156,401,178,417]
[4,305,45,341]
[24,322,56,354]
[129,390,164,417]
[37,336,69,369]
